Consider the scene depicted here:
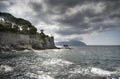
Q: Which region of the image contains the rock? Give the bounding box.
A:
[0,32,56,52]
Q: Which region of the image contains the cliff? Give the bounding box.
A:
[0,32,56,52]
[0,12,56,52]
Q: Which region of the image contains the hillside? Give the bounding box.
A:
[0,12,56,52]
[0,12,37,34]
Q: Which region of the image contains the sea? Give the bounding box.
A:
[0,46,120,79]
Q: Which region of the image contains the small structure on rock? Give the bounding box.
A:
[63,44,71,49]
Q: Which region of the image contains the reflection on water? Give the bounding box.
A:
[0,46,120,79]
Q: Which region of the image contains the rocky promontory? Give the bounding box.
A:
[0,12,56,52]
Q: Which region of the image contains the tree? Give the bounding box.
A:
[1,22,12,31]
[40,30,45,38]
[39,29,46,43]
[0,23,5,32]
[20,25,29,34]
[29,26,37,34]
[16,18,31,26]
[12,24,20,33]
[0,12,38,34]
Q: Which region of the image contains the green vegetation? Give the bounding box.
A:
[12,24,20,33]
[39,30,46,43]
[0,21,12,32]
[0,12,53,45]
[0,12,37,34]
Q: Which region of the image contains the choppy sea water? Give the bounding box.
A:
[0,46,120,79]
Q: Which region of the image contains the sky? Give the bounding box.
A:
[0,0,120,45]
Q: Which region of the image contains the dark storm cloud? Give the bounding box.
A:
[45,0,120,35]
[27,0,120,36]
[29,1,55,25]
[57,12,85,26]
[44,0,87,14]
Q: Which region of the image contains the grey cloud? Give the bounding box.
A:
[109,14,120,19]
[54,0,120,35]
[1,0,120,37]
[29,2,43,12]
[57,25,92,35]
[28,0,120,36]
[0,1,10,11]
[57,13,84,26]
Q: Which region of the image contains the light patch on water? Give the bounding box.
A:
[0,65,13,72]
[42,58,73,66]
[25,72,54,79]
[38,74,54,79]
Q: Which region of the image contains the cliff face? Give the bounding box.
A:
[0,32,56,52]
[0,12,56,52]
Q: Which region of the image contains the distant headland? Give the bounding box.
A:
[0,12,57,52]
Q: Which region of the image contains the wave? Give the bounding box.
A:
[0,65,13,72]
[69,65,120,78]
[91,67,117,76]
[1,48,120,79]
[41,58,120,79]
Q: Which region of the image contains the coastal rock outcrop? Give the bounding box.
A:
[0,12,56,52]
[0,32,56,52]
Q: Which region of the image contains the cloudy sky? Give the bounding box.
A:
[0,0,120,45]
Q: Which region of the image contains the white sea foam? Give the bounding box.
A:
[23,49,34,52]
[0,65,13,72]
[38,74,54,79]
[69,66,91,75]
[91,67,117,76]
[23,49,30,52]
[69,66,119,77]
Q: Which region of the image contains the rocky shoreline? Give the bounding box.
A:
[0,32,57,52]
[0,12,57,52]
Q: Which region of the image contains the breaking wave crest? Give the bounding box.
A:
[0,65,13,73]
[41,58,120,79]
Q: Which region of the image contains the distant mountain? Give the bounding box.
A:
[56,40,86,46]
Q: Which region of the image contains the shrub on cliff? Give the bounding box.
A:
[0,21,12,32]
[12,24,20,33]
[0,24,5,31]
[29,26,37,34]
